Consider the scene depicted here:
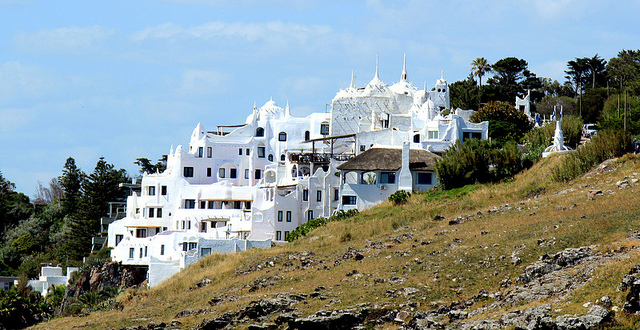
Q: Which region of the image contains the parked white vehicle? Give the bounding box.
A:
[582,123,597,138]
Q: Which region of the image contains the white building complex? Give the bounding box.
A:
[108,58,489,286]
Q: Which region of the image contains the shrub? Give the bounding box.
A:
[435,139,524,190]
[388,190,410,205]
[286,209,359,242]
[552,129,631,182]
[470,101,533,143]
[522,115,583,167]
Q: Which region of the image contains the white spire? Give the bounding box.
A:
[350,70,355,89]
[367,53,385,88]
[401,53,407,82]
[375,53,380,80]
[424,81,427,91]
[285,100,290,117]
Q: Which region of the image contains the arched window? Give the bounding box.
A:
[268,154,273,161]
[280,154,286,161]
[413,134,420,143]
[278,132,287,141]
[304,131,310,141]
[255,127,264,137]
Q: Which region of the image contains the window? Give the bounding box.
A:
[428,131,439,140]
[257,146,265,158]
[200,201,206,209]
[380,172,396,184]
[160,244,165,255]
[188,242,197,250]
[144,246,148,257]
[276,231,282,241]
[255,169,262,180]
[360,145,366,152]
[233,201,242,209]
[317,190,322,202]
[136,229,147,238]
[245,201,251,209]
[157,208,162,218]
[334,188,339,201]
[230,168,237,178]
[413,134,420,143]
[219,168,225,178]
[268,154,273,161]
[208,201,214,209]
[246,148,250,155]
[245,169,249,179]
[307,210,313,221]
[148,186,156,196]
[207,147,212,158]
[148,207,155,218]
[256,127,264,137]
[284,231,290,240]
[303,189,309,201]
[182,243,188,251]
[187,221,191,229]
[198,147,203,158]
[286,211,292,222]
[463,131,482,141]
[207,168,212,177]
[278,211,283,222]
[320,123,329,135]
[281,154,285,161]
[139,248,143,258]
[161,185,167,195]
[342,195,357,205]
[115,234,123,246]
[183,167,194,177]
[238,148,243,155]
[129,248,135,259]
[416,172,432,185]
[304,130,310,141]
[278,132,287,141]
[201,248,212,256]
[185,199,196,209]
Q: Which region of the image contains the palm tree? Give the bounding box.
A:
[471,57,491,87]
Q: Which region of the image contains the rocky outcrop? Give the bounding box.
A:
[58,261,146,315]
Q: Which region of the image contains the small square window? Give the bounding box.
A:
[230,168,237,179]
[207,167,212,177]
[302,189,309,201]
[286,211,292,222]
[198,147,203,158]
[219,168,225,178]
[183,167,194,177]
[257,147,265,158]
[276,231,282,241]
[239,148,243,155]
[148,186,156,196]
[161,185,167,195]
[246,148,250,155]
[185,199,196,209]
[255,169,262,180]
[148,207,155,218]
[207,147,212,158]
[157,208,162,218]
[245,169,249,179]
[200,201,206,209]
[278,211,283,222]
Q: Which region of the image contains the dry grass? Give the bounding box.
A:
[34,154,640,329]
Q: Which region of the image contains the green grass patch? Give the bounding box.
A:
[423,184,478,203]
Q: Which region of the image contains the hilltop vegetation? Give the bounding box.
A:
[33,152,640,329]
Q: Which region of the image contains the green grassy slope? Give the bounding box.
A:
[35,153,640,329]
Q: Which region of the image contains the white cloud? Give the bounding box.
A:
[132,21,332,45]
[0,108,34,131]
[0,61,53,99]
[15,25,115,54]
[179,69,230,95]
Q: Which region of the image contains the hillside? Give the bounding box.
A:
[35,153,640,329]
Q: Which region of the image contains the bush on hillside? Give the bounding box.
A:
[435,139,523,190]
[470,101,533,143]
[286,209,358,242]
[552,129,631,182]
[388,190,410,205]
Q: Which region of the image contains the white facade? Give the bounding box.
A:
[26,266,78,297]
[108,58,489,286]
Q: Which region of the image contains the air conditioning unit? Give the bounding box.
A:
[380,185,387,190]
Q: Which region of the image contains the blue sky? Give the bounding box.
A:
[1,0,639,197]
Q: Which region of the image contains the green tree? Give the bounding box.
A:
[449,75,478,110]
[134,155,167,175]
[470,101,533,143]
[565,58,588,117]
[471,57,491,87]
[0,172,33,235]
[59,157,83,215]
[79,157,129,224]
